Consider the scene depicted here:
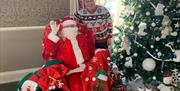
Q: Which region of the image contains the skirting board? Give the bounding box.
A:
[0,26,45,32]
[0,67,41,84]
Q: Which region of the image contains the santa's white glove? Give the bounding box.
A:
[48,20,60,43]
[66,64,86,76]
[50,20,59,35]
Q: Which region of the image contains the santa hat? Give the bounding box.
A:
[164,71,172,77]
[95,70,108,81]
[61,16,76,28]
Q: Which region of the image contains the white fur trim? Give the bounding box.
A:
[97,74,108,81]
[48,33,60,43]
[95,49,106,54]
[62,20,76,27]
[61,26,84,65]
[21,80,38,91]
[66,64,86,75]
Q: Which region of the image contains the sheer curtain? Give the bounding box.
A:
[113,0,124,33]
[70,0,79,16]
[96,0,124,33]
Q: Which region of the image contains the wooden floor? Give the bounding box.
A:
[0,82,18,91]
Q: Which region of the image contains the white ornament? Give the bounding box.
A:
[125,57,133,68]
[161,26,172,39]
[134,74,141,80]
[124,5,135,16]
[162,15,170,26]
[175,22,180,28]
[171,31,177,36]
[163,77,173,85]
[120,34,131,55]
[155,37,160,41]
[172,69,180,85]
[138,22,147,36]
[155,49,159,52]
[155,3,165,15]
[135,21,140,24]
[164,8,168,11]
[153,76,156,80]
[173,50,180,62]
[157,52,162,57]
[142,58,156,71]
[146,11,150,16]
[133,53,138,57]
[120,55,124,58]
[165,42,175,52]
[161,25,177,39]
[151,22,156,27]
[150,45,154,48]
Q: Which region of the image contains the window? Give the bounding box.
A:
[96,0,124,34]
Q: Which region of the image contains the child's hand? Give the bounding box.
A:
[107,38,112,46]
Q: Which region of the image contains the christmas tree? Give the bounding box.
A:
[111,0,180,86]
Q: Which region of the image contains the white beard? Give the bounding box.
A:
[61,25,84,65]
[61,27,78,39]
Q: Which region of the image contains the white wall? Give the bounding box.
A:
[0,26,45,83]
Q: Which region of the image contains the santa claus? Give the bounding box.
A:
[42,16,95,91]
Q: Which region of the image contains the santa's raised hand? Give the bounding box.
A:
[48,20,61,43]
[50,20,60,35]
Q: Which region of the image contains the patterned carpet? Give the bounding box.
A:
[0,82,18,91]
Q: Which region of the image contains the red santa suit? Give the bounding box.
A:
[42,16,95,91]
